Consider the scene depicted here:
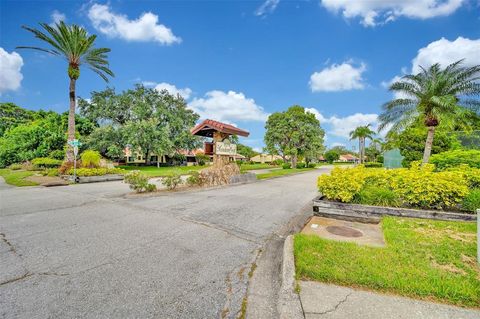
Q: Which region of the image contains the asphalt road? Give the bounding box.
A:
[0,168,330,319]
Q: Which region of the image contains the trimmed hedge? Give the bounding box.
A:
[364,162,383,168]
[66,167,125,176]
[430,150,480,170]
[318,163,478,211]
[31,157,62,168]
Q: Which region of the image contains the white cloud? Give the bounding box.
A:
[50,10,66,25]
[411,37,480,73]
[153,82,192,100]
[383,37,480,98]
[331,142,346,147]
[87,3,181,45]
[255,0,280,16]
[306,108,379,138]
[321,0,465,27]
[310,62,366,92]
[0,48,23,94]
[188,90,269,122]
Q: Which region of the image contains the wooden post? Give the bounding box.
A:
[213,131,231,167]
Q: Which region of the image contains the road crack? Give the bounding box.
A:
[313,292,352,316]
[0,232,17,254]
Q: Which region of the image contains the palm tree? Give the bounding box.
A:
[379,60,480,164]
[349,124,375,164]
[18,22,114,161]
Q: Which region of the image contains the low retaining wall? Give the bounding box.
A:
[64,174,124,184]
[313,199,476,222]
[229,172,257,184]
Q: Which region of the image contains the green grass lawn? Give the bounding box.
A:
[0,169,38,186]
[119,163,277,177]
[256,167,315,179]
[294,217,479,308]
[118,165,205,177]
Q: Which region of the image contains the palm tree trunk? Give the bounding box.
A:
[422,126,436,164]
[66,77,76,162]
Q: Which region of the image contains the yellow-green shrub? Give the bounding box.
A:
[80,150,101,168]
[66,167,125,176]
[390,163,469,209]
[318,163,470,209]
[318,166,366,202]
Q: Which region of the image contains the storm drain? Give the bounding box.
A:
[325,225,363,238]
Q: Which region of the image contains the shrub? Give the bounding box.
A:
[195,153,209,166]
[21,161,35,171]
[391,163,469,209]
[445,165,480,189]
[124,170,156,193]
[282,163,291,169]
[462,189,480,212]
[296,162,306,169]
[81,150,101,168]
[308,163,316,168]
[186,171,201,186]
[355,185,400,207]
[162,171,183,190]
[318,164,470,209]
[58,161,73,174]
[318,167,366,202]
[273,159,284,166]
[430,149,480,170]
[66,167,125,176]
[31,157,62,168]
[364,162,383,168]
[8,163,22,170]
[40,168,59,177]
[324,150,340,163]
[48,150,65,160]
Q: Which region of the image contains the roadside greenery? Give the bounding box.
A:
[430,149,480,170]
[318,163,478,211]
[124,170,156,193]
[256,167,314,180]
[18,21,114,161]
[379,60,480,164]
[79,85,200,164]
[295,217,479,308]
[162,171,183,190]
[0,169,37,187]
[66,167,125,177]
[265,105,325,167]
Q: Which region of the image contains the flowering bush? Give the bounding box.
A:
[318,163,472,210]
[162,171,183,190]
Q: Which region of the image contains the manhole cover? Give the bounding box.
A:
[326,225,363,238]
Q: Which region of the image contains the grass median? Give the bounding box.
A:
[256,167,315,179]
[294,216,479,308]
[0,169,38,186]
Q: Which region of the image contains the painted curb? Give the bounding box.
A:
[277,235,304,319]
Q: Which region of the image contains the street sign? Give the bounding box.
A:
[68,139,82,147]
[216,141,237,155]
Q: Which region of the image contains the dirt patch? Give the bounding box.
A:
[431,260,467,276]
[26,175,68,186]
[414,226,475,243]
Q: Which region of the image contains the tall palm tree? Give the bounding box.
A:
[17,21,114,161]
[379,60,480,164]
[349,124,375,164]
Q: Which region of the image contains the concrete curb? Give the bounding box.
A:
[277,235,304,319]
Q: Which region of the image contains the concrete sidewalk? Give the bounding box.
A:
[299,281,480,319]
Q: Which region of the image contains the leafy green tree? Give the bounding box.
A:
[264,105,325,168]
[329,145,350,155]
[379,60,480,164]
[80,85,200,164]
[349,124,375,164]
[18,21,114,161]
[237,144,258,160]
[324,150,340,164]
[385,121,459,167]
[0,103,34,137]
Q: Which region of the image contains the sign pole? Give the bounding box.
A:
[477,209,479,265]
[73,145,78,183]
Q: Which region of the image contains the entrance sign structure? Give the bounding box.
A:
[191,119,249,167]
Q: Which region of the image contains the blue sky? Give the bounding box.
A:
[1,0,479,152]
